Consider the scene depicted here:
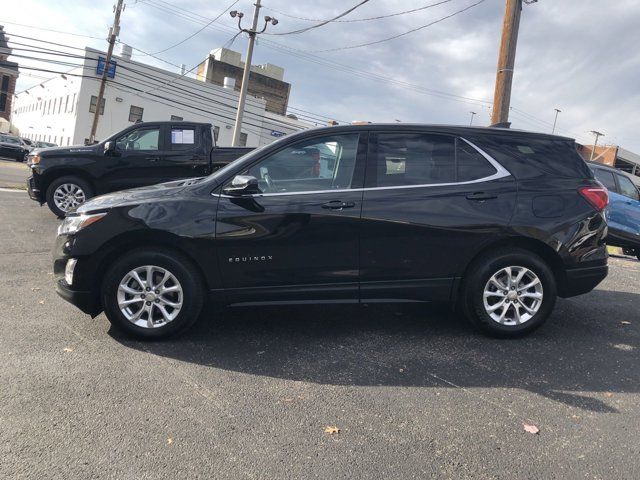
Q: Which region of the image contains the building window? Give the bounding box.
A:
[71,93,76,113]
[170,115,183,121]
[58,96,63,114]
[89,95,105,115]
[129,105,144,122]
[239,132,248,147]
[64,95,69,113]
[213,126,220,143]
[1,76,9,111]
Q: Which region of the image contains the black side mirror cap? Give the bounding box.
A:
[223,175,260,195]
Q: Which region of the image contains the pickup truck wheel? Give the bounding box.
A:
[459,248,557,338]
[46,176,93,218]
[102,248,204,339]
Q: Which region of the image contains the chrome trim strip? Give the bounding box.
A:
[217,137,510,198]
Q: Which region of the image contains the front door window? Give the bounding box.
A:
[116,128,160,152]
[240,133,360,194]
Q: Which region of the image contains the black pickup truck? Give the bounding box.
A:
[26,121,253,217]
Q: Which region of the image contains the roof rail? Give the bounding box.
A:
[489,122,511,128]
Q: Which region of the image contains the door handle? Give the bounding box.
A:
[322,200,355,210]
[146,157,160,162]
[466,192,498,201]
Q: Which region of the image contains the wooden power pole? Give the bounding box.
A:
[491,0,522,126]
[89,0,124,143]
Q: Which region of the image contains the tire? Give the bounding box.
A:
[45,176,93,218]
[459,248,557,338]
[102,248,204,339]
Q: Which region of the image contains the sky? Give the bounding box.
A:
[3,0,640,150]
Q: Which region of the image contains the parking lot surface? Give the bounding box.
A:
[0,158,29,189]
[1,190,639,479]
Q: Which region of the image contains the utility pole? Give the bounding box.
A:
[551,108,561,134]
[589,130,604,162]
[491,0,522,126]
[89,0,124,143]
[469,111,477,126]
[231,2,278,146]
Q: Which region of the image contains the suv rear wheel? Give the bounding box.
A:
[46,176,93,218]
[102,248,204,339]
[460,248,557,338]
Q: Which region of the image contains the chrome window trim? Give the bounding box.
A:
[217,137,511,198]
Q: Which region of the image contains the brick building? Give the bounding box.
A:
[0,25,19,125]
[577,143,640,185]
[196,48,291,115]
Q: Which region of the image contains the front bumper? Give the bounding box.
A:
[55,279,101,316]
[27,175,44,203]
[561,265,608,298]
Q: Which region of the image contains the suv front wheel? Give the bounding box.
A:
[460,248,557,338]
[102,248,204,339]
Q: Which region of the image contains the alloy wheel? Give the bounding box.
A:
[482,266,543,326]
[117,265,183,329]
[53,183,86,212]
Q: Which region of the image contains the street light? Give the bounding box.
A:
[589,130,605,162]
[469,111,477,126]
[230,1,278,146]
[552,108,561,134]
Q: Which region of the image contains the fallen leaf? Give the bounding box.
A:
[324,426,340,435]
[281,398,294,403]
[31,287,41,291]
[620,321,631,325]
[63,347,74,353]
[605,392,613,398]
[523,423,540,435]
[167,438,173,445]
[38,300,45,305]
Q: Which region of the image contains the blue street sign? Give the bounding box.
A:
[270,130,285,137]
[96,57,117,78]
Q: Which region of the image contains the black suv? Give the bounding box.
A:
[53,124,608,339]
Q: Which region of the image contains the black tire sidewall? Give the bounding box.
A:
[463,249,557,337]
[45,176,93,218]
[102,249,204,339]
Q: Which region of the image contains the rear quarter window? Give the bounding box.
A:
[472,136,592,179]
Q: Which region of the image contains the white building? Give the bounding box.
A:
[10,45,309,147]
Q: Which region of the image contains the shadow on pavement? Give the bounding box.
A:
[111,289,639,413]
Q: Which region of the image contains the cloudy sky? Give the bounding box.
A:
[4,0,640,150]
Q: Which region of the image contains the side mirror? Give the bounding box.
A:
[223,175,260,196]
[104,141,116,155]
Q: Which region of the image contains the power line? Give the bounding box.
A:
[147,0,239,55]
[264,0,456,23]
[6,34,341,124]
[264,0,371,36]
[312,0,487,53]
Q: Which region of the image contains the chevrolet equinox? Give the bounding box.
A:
[54,124,609,339]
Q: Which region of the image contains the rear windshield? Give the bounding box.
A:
[472,135,592,179]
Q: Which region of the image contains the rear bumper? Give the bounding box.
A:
[561,265,608,298]
[55,279,101,317]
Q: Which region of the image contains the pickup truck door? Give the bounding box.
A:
[105,125,167,190]
[163,124,211,179]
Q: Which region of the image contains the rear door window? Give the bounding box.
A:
[170,127,197,150]
[373,133,455,187]
[593,169,617,192]
[617,175,640,201]
[457,140,497,182]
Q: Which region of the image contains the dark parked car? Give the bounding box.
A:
[0,134,30,161]
[34,141,58,148]
[26,121,253,217]
[590,162,640,259]
[54,124,608,339]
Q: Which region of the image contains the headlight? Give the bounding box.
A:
[57,213,106,235]
[28,154,41,165]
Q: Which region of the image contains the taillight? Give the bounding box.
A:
[579,186,608,211]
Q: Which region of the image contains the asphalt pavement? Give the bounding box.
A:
[0,158,29,189]
[1,190,639,479]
